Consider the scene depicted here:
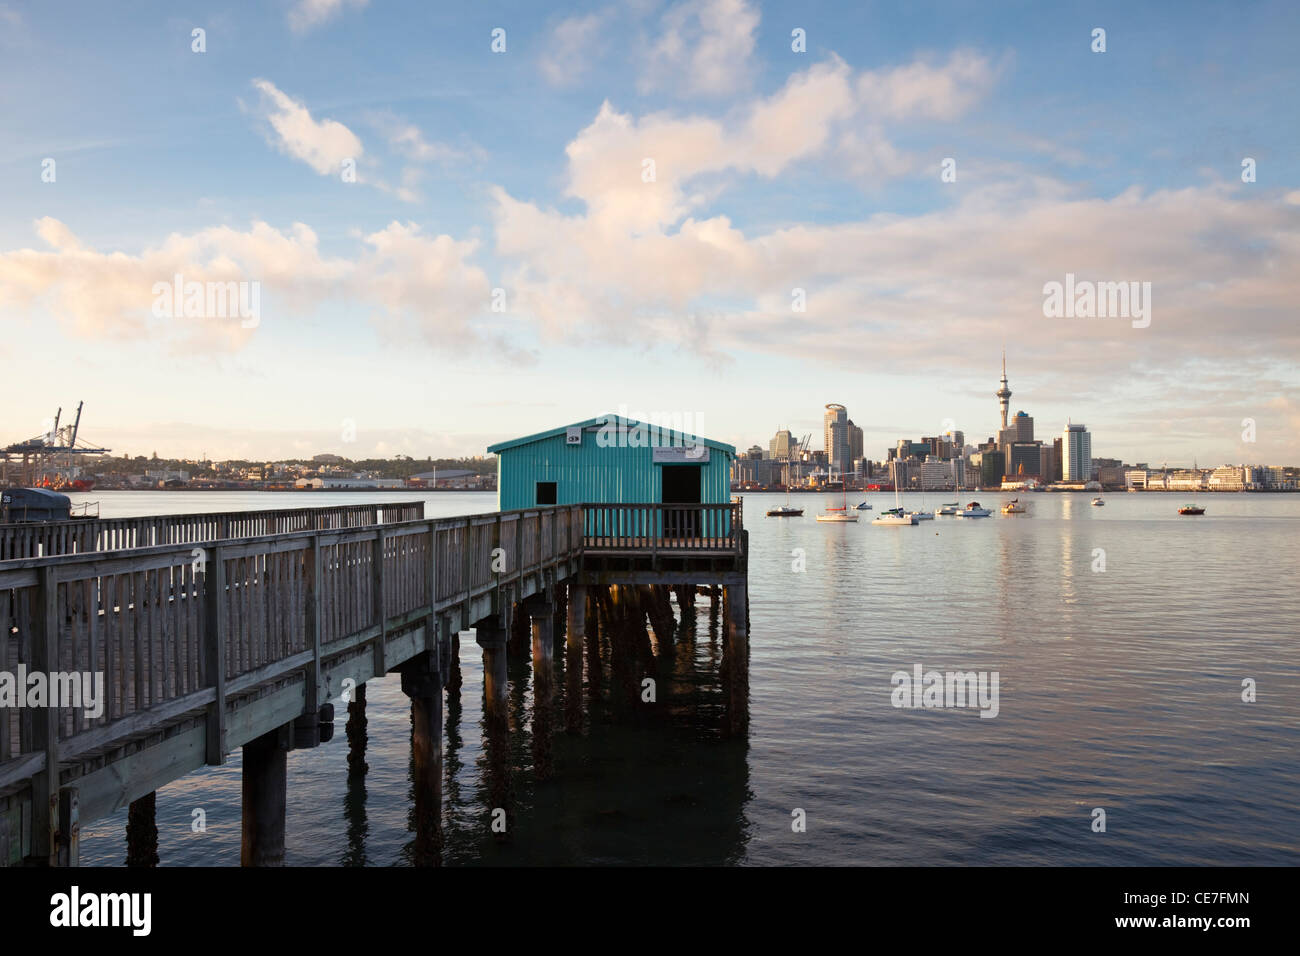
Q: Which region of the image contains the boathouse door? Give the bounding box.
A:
[661,465,701,539]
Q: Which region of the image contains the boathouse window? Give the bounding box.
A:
[536,481,557,505]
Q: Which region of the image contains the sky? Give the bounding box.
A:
[1,0,1298,466]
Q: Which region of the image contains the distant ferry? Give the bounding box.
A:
[1178,504,1206,515]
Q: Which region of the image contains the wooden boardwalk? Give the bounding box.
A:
[0,500,746,865]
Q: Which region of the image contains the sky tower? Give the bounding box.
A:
[996,351,1013,431]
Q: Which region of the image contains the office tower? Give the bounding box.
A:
[824,403,850,474]
[769,428,796,460]
[1063,422,1092,481]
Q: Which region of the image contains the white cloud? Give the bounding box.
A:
[249,79,363,177]
[856,49,1003,121]
[288,0,368,33]
[540,11,614,87]
[368,110,468,164]
[0,218,497,353]
[640,0,761,97]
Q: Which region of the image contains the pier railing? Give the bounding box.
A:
[0,501,427,561]
[0,501,744,818]
[581,501,743,554]
[0,505,585,799]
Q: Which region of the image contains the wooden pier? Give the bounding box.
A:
[0,499,747,866]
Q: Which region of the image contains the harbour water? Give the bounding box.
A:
[69,490,1300,865]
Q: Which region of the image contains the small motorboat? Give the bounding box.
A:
[1001,498,1026,514]
[1178,504,1206,515]
[907,510,935,521]
[766,505,804,517]
[957,501,992,517]
[855,501,872,510]
[1092,497,1104,506]
[937,502,959,515]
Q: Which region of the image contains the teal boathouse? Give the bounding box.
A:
[487,414,735,511]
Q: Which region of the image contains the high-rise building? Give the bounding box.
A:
[769,428,797,460]
[824,403,850,474]
[1040,442,1060,484]
[1063,423,1092,481]
[848,422,864,462]
[1008,442,1042,478]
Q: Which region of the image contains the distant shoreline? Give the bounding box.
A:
[65,487,495,494]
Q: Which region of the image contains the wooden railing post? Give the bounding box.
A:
[204,545,227,765]
[426,520,438,652]
[515,513,523,576]
[304,538,322,710]
[372,530,387,676]
[29,565,58,862]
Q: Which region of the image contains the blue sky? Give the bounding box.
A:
[2,0,1298,465]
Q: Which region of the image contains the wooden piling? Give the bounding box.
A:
[476,621,508,727]
[530,602,556,778]
[401,654,443,866]
[125,791,158,867]
[723,583,750,735]
[241,725,289,866]
[346,681,368,779]
[565,584,586,733]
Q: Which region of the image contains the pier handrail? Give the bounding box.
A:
[0,504,583,797]
[0,500,427,561]
[580,501,743,554]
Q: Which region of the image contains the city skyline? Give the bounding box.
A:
[2,1,1298,464]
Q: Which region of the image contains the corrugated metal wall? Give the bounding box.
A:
[497,430,732,510]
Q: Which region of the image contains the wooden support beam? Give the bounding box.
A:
[240,723,289,866]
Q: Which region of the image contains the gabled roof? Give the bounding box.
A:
[487,414,735,457]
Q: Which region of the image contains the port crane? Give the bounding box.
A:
[1,401,110,489]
